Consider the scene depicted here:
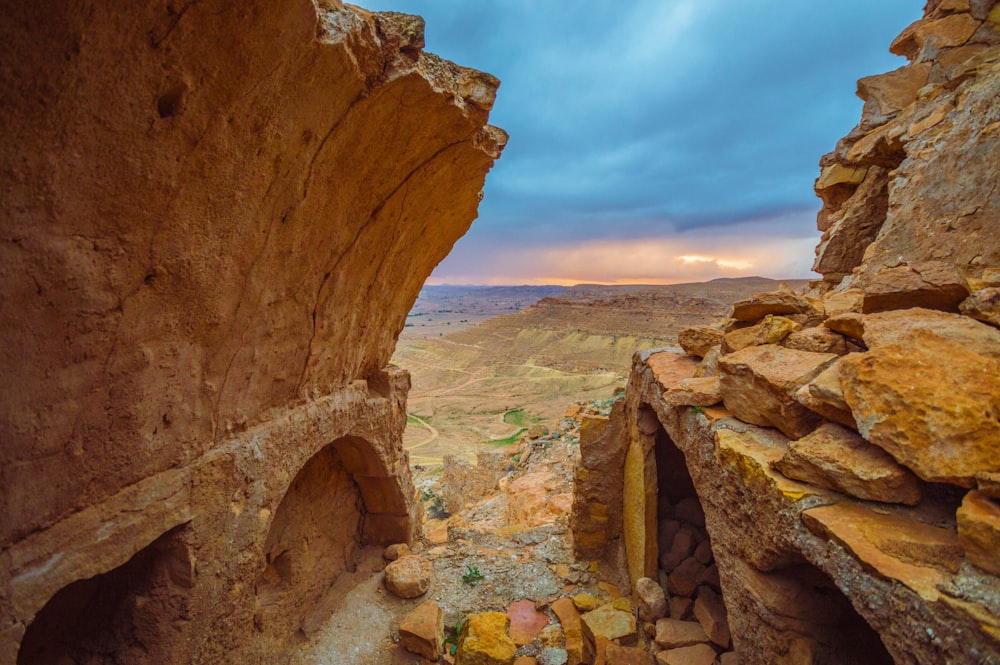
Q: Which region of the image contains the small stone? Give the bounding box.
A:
[571,593,599,612]
[657,519,681,555]
[957,491,1000,576]
[605,644,656,665]
[635,577,667,621]
[693,541,713,565]
[551,598,588,665]
[399,600,444,660]
[655,643,718,665]
[581,604,638,646]
[385,543,412,561]
[538,647,568,665]
[611,597,633,613]
[508,599,549,646]
[456,612,516,665]
[669,596,693,621]
[660,524,696,572]
[674,498,705,527]
[719,652,739,665]
[693,587,730,648]
[385,555,432,599]
[696,566,720,592]
[961,288,1000,327]
[666,557,702,598]
[654,619,709,649]
[792,360,855,429]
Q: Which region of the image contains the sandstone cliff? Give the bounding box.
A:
[0,1,504,662]
[574,2,1000,663]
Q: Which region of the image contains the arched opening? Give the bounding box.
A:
[17,525,193,665]
[255,442,363,634]
[254,434,410,641]
[653,423,733,655]
[738,557,894,664]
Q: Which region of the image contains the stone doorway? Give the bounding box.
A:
[652,423,734,655]
[17,525,193,665]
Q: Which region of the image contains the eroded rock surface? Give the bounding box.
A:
[573,3,1000,662]
[1,2,504,662]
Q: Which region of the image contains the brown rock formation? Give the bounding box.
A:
[573,3,1000,662]
[1,1,504,662]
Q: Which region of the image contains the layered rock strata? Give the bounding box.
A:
[574,2,1000,662]
[0,1,504,663]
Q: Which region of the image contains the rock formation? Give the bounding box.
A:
[574,1,1000,663]
[0,1,504,662]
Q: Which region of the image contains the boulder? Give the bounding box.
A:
[812,166,889,280]
[856,63,931,114]
[693,587,730,649]
[718,345,837,438]
[654,643,718,665]
[792,361,856,428]
[581,604,638,647]
[861,262,969,313]
[653,619,709,649]
[783,326,848,355]
[861,307,1000,360]
[662,377,722,408]
[960,288,1000,327]
[678,326,725,357]
[507,472,556,528]
[456,612,517,665]
[399,600,444,660]
[635,577,667,622]
[385,555,432,599]
[823,288,865,317]
[730,290,819,323]
[723,315,801,353]
[692,347,721,378]
[840,332,1000,486]
[914,12,980,50]
[824,312,865,341]
[507,599,549,646]
[773,422,922,505]
[957,491,1000,576]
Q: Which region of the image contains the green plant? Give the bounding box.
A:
[462,564,484,586]
[443,617,466,655]
[691,405,705,415]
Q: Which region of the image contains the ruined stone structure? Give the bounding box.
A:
[574,1,1000,662]
[0,1,504,662]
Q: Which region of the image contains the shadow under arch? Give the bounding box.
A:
[17,524,194,665]
[254,433,411,638]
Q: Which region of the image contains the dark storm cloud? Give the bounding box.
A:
[360,0,921,282]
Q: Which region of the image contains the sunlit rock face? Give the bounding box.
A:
[0,1,504,662]
[575,2,1000,663]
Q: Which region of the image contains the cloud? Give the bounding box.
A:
[360,0,921,284]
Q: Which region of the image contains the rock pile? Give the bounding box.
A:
[573,1,1000,662]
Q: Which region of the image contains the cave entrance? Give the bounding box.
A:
[254,434,409,637]
[17,525,193,665]
[741,557,894,664]
[651,415,733,653]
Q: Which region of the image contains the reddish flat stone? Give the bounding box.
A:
[507,598,549,646]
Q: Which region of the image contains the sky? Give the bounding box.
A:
[361,1,921,286]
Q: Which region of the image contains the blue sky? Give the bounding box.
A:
[360,1,921,284]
